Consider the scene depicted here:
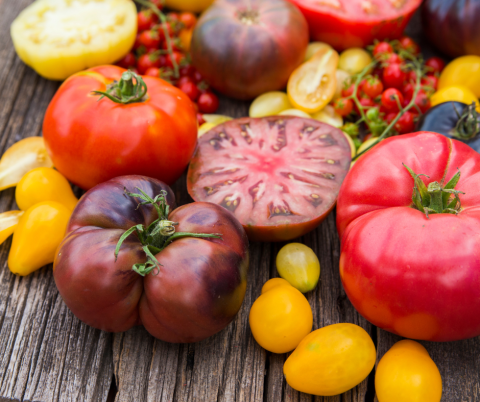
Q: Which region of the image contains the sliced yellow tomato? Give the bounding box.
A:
[11,0,137,81]
[287,47,339,114]
[311,105,343,128]
[438,56,480,97]
[430,85,480,112]
[0,211,24,246]
[278,109,311,118]
[304,42,333,62]
[164,0,214,13]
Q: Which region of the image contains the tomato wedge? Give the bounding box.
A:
[187,116,351,241]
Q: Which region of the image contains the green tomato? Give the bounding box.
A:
[276,243,320,293]
[249,91,292,118]
[338,48,372,75]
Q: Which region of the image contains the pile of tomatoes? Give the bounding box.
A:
[116,1,219,123]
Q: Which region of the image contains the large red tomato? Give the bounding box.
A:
[337,132,480,342]
[287,0,421,51]
[190,0,309,100]
[43,66,197,190]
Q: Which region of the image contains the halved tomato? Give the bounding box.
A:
[187,116,351,242]
[287,0,422,50]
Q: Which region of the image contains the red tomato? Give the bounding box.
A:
[382,63,406,89]
[337,132,480,341]
[42,66,198,190]
[144,67,160,77]
[384,53,403,66]
[287,0,421,50]
[197,92,219,113]
[137,30,163,51]
[197,113,206,125]
[187,116,351,241]
[425,57,446,75]
[137,9,158,32]
[137,53,162,75]
[179,12,197,28]
[53,176,249,343]
[191,0,309,100]
[381,88,404,112]
[398,36,420,55]
[421,75,439,92]
[394,111,415,133]
[341,83,356,98]
[166,51,184,68]
[116,52,137,70]
[334,98,353,117]
[178,81,201,101]
[373,42,393,59]
[402,82,415,101]
[362,77,383,98]
[179,64,196,77]
[413,89,431,113]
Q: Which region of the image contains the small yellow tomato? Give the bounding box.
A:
[430,85,480,112]
[8,201,71,276]
[278,109,311,118]
[284,323,376,396]
[16,167,78,211]
[198,122,217,137]
[342,132,356,159]
[304,42,333,62]
[249,92,292,117]
[287,47,339,114]
[0,211,24,246]
[311,105,343,128]
[203,114,233,124]
[249,278,313,354]
[164,0,214,13]
[276,243,320,293]
[179,29,193,53]
[357,137,379,155]
[375,340,442,402]
[438,55,480,97]
[338,48,373,75]
[334,69,351,99]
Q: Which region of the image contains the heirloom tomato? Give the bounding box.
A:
[43,67,197,190]
[287,0,421,50]
[437,56,480,97]
[187,116,351,242]
[190,0,309,100]
[53,176,249,343]
[337,132,480,341]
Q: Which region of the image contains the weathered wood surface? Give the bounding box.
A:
[0,1,479,401]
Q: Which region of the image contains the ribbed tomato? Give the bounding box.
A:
[287,0,421,51]
[190,0,309,100]
[187,116,351,242]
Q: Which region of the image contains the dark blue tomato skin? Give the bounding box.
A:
[415,102,480,152]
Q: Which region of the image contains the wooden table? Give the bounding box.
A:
[1,1,479,401]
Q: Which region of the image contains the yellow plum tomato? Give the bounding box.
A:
[249,92,292,118]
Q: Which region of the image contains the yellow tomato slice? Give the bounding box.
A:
[0,211,24,246]
[11,0,137,80]
[288,47,339,114]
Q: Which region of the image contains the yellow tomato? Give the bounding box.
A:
[198,115,232,137]
[338,48,373,75]
[342,133,356,159]
[304,42,333,62]
[16,167,78,211]
[276,243,320,293]
[11,0,137,81]
[164,0,214,13]
[438,56,480,97]
[375,340,442,402]
[249,92,292,117]
[8,201,71,276]
[357,137,379,155]
[249,278,312,354]
[278,109,311,118]
[284,323,376,396]
[311,105,343,128]
[430,85,480,112]
[334,69,351,99]
[0,137,53,191]
[288,47,339,114]
[179,29,193,53]
[0,211,24,246]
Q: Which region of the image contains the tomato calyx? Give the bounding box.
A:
[115,188,221,276]
[93,71,148,104]
[451,102,480,141]
[404,164,465,218]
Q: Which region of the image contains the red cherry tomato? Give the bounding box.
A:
[381,88,404,112]
[149,0,164,9]
[166,51,184,68]
[357,97,376,114]
[138,30,162,51]
[334,98,353,117]
[144,67,160,77]
[421,75,439,92]
[413,90,431,114]
[178,81,201,102]
[179,64,196,77]
[179,12,197,29]
[385,112,397,124]
[382,63,406,90]
[402,82,415,101]
[197,113,206,125]
[177,75,194,86]
[394,111,415,134]
[425,57,446,75]
[384,53,403,66]
[398,36,420,55]
[362,77,384,98]
[116,52,137,70]
[342,83,356,98]
[137,9,158,32]
[197,92,220,114]
[137,54,162,75]
[373,42,393,59]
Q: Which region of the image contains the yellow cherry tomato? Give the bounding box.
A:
[284,323,376,396]
[11,0,137,81]
[0,211,24,246]
[278,109,311,118]
[0,137,53,192]
[304,42,333,62]
[342,133,356,159]
[338,48,373,75]
[164,0,214,13]
[311,105,343,128]
[375,340,442,402]
[198,122,217,137]
[8,201,71,276]
[276,243,320,293]
[357,137,379,155]
[438,56,480,97]
[249,92,292,117]
[249,278,313,354]
[16,167,78,211]
[334,69,351,99]
[203,114,233,124]
[287,47,339,114]
[430,85,480,112]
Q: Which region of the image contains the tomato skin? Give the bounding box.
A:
[54,176,249,342]
[43,66,198,190]
[197,92,219,114]
[382,63,406,90]
[337,132,480,341]
[381,88,404,112]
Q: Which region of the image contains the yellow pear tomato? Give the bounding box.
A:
[8,201,71,276]
[304,42,333,62]
[284,323,376,396]
[278,109,311,118]
[287,47,339,114]
[338,48,373,75]
[0,137,53,192]
[249,92,292,117]
[0,211,24,246]
[375,340,442,402]
[276,243,320,293]
[11,0,137,81]
[164,0,214,13]
[438,56,480,97]
[249,278,312,354]
[430,85,480,112]
[16,167,78,211]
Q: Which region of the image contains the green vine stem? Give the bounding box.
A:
[115,188,221,276]
[134,0,180,79]
[93,71,147,104]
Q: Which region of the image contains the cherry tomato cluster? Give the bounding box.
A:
[333,37,445,144]
[116,1,219,123]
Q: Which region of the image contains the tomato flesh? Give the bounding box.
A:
[187,116,351,241]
